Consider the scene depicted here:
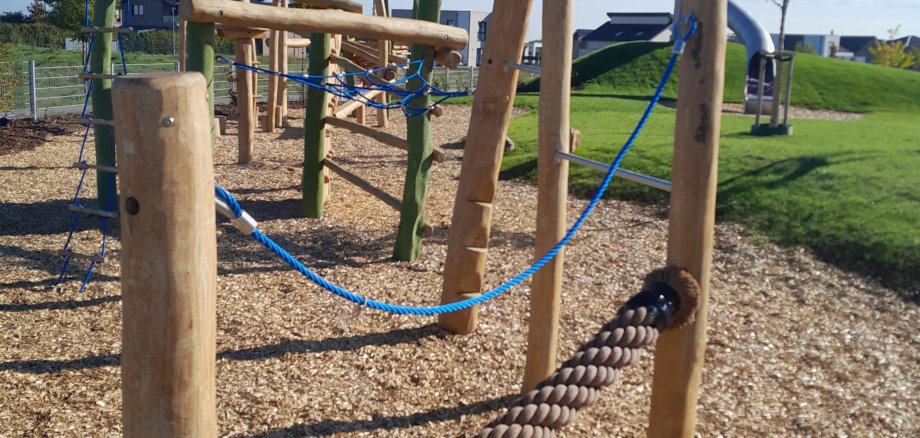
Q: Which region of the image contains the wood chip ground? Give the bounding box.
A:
[0,105,917,437]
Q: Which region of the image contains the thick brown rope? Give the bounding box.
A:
[479,270,698,438]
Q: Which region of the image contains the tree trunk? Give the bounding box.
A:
[769,1,788,127]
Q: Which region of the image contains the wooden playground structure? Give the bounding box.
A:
[85,0,726,435]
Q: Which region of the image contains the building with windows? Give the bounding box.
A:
[391,9,490,66]
[573,13,673,59]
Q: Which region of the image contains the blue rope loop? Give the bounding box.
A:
[213,17,697,315]
[216,55,467,117]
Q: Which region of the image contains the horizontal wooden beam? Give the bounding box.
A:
[294,0,363,13]
[325,116,447,162]
[324,159,401,211]
[329,54,392,86]
[434,47,462,68]
[217,26,270,39]
[333,90,382,118]
[182,0,467,51]
[286,38,311,48]
[342,40,409,65]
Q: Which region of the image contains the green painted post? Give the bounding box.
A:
[302,33,331,218]
[89,0,117,210]
[185,22,216,141]
[393,0,440,261]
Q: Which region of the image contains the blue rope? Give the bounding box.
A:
[218,55,467,117]
[212,16,697,315]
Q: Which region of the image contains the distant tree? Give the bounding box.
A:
[1,11,30,24]
[0,43,23,113]
[869,40,918,69]
[45,0,92,39]
[27,0,49,23]
[794,41,815,54]
[767,0,790,127]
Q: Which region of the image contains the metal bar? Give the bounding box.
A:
[73,162,118,173]
[555,151,672,192]
[67,204,119,219]
[28,60,37,119]
[504,62,541,75]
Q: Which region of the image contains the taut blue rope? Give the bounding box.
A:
[217,54,467,117]
[214,17,697,315]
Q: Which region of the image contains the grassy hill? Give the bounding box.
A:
[522,42,920,113]
[505,42,920,299]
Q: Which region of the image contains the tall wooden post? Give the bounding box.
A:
[303,32,331,218]
[265,24,279,133]
[276,10,289,126]
[392,0,441,262]
[178,20,187,71]
[184,22,216,141]
[89,0,117,210]
[235,38,255,163]
[647,1,726,436]
[374,0,390,128]
[521,0,572,391]
[113,72,217,438]
[438,0,534,334]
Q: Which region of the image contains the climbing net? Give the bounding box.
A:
[212,18,698,315]
[56,0,132,292]
[217,55,468,117]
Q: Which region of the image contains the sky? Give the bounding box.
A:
[3,0,919,40]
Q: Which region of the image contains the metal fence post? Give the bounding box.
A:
[175,62,180,72]
[28,60,38,119]
[468,65,474,91]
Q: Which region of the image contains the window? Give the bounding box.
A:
[476,48,483,66]
[132,5,144,16]
[445,19,456,27]
[477,22,487,42]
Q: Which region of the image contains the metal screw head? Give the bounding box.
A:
[162,117,175,127]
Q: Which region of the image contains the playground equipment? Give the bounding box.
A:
[724,0,776,114]
[750,50,795,136]
[109,0,727,436]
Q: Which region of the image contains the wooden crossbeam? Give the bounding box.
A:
[324,159,401,211]
[294,0,362,13]
[80,26,133,34]
[325,116,447,162]
[181,0,467,51]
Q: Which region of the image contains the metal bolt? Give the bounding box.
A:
[217,10,223,17]
[162,117,175,127]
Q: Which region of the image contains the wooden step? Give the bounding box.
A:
[82,117,115,127]
[59,249,105,263]
[67,204,119,219]
[73,162,118,174]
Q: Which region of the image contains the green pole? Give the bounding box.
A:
[302,33,331,218]
[393,0,440,261]
[185,22,216,142]
[89,0,116,211]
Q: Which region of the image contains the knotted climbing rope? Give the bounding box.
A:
[479,268,700,438]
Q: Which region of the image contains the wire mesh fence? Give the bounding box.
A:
[3,61,493,119]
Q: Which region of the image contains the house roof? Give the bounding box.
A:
[574,29,593,40]
[894,35,920,50]
[581,22,671,43]
[605,12,673,19]
[839,36,877,55]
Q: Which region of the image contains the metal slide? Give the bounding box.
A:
[726,0,776,112]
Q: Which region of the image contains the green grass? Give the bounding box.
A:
[504,43,920,299]
[0,45,183,66]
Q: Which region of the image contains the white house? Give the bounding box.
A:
[574,13,673,58]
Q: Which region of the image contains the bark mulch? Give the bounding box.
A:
[0,105,917,437]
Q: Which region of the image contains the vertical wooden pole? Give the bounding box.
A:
[521,0,572,391]
[113,72,217,438]
[303,32,331,218]
[235,38,255,163]
[647,1,726,436]
[185,22,216,141]
[178,20,187,71]
[438,0,534,334]
[374,0,390,128]
[277,10,289,125]
[392,0,440,262]
[89,0,117,210]
[265,26,279,133]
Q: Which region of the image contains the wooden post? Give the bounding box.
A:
[374,0,390,128]
[184,22,216,141]
[521,0,572,392]
[89,0,117,211]
[438,0,534,334]
[178,20,187,71]
[113,72,217,438]
[265,26,279,133]
[392,0,440,262]
[235,38,255,163]
[277,17,289,124]
[647,1,726,436]
[303,32,331,218]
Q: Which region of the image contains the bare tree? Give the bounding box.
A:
[768,0,789,127]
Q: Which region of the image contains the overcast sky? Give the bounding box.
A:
[4,0,918,40]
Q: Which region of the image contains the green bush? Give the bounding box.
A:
[0,23,67,48]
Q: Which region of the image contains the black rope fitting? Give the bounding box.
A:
[624,281,679,331]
